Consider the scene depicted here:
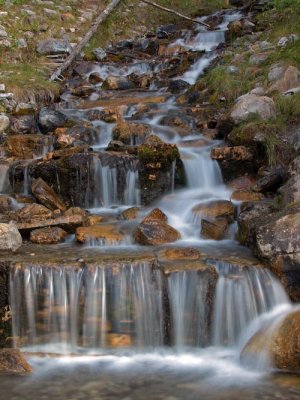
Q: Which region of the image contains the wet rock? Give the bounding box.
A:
[0,349,32,374]
[168,79,190,94]
[9,115,37,134]
[64,124,98,145]
[228,176,256,190]
[231,189,263,202]
[17,213,85,234]
[201,218,229,240]
[76,224,124,244]
[92,47,107,61]
[84,215,103,226]
[38,107,68,134]
[113,120,151,145]
[268,65,299,94]
[0,195,18,213]
[65,207,88,217]
[36,38,71,55]
[71,85,94,98]
[88,72,103,85]
[160,112,192,135]
[31,178,66,212]
[242,310,300,373]
[103,76,134,91]
[86,109,118,123]
[120,207,139,220]
[135,208,180,246]
[0,222,22,252]
[30,227,67,244]
[230,94,276,123]
[0,114,9,133]
[192,200,235,222]
[15,203,53,222]
[107,333,132,348]
[252,167,287,193]
[157,247,201,261]
[133,38,158,55]
[5,134,52,159]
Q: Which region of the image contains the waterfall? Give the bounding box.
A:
[9,262,290,354]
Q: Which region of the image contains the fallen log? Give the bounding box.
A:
[140,0,211,29]
[50,0,122,82]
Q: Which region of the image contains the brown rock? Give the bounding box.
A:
[231,189,263,202]
[5,134,53,160]
[84,215,103,226]
[268,65,299,94]
[65,207,87,217]
[242,310,300,374]
[31,178,66,212]
[30,227,67,244]
[228,176,256,190]
[0,349,32,374]
[211,146,253,161]
[135,208,180,246]
[120,207,139,220]
[76,224,124,244]
[16,203,53,222]
[17,213,85,233]
[107,334,132,348]
[201,218,229,240]
[157,247,201,261]
[192,200,235,221]
[112,119,151,145]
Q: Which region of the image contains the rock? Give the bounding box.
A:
[14,103,35,116]
[84,215,103,226]
[231,189,263,202]
[103,76,134,91]
[76,224,124,244]
[168,79,190,94]
[0,222,22,252]
[0,29,7,38]
[268,65,299,94]
[30,227,67,244]
[120,207,139,220]
[0,195,18,213]
[71,85,94,97]
[228,176,256,190]
[241,310,300,374]
[0,349,32,374]
[88,72,103,85]
[107,333,132,348]
[135,208,180,245]
[256,211,300,258]
[230,94,276,123]
[38,107,68,134]
[192,200,235,221]
[249,52,270,66]
[64,124,98,145]
[31,178,66,212]
[17,213,85,233]
[157,247,201,261]
[201,218,229,240]
[8,115,37,134]
[92,47,107,61]
[211,146,253,161]
[0,114,9,133]
[5,134,52,159]
[112,120,151,145]
[16,204,53,222]
[252,167,287,193]
[65,207,87,217]
[36,39,71,55]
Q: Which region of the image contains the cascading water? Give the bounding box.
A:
[9,261,291,354]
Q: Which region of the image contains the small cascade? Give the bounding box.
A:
[9,262,290,354]
[91,156,140,209]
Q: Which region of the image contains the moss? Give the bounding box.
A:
[138,143,180,166]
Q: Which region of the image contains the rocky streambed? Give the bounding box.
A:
[0,2,300,399]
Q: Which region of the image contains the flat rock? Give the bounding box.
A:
[30,227,67,244]
[0,349,32,374]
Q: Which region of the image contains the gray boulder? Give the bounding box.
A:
[0,221,22,252]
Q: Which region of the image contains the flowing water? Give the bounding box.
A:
[2,9,300,400]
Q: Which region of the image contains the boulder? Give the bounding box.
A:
[201,218,229,240]
[31,178,66,212]
[30,227,67,244]
[36,39,71,55]
[268,65,299,94]
[112,120,151,145]
[241,310,300,374]
[135,208,180,246]
[252,167,287,193]
[256,211,300,258]
[16,203,53,222]
[0,114,9,133]
[192,200,235,221]
[211,146,253,161]
[38,107,68,134]
[0,222,22,252]
[9,115,37,134]
[0,349,32,374]
[76,224,124,244]
[230,94,276,123]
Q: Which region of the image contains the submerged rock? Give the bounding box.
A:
[76,224,124,244]
[0,349,32,374]
[135,208,180,246]
[201,218,229,240]
[0,222,22,252]
[192,200,235,221]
